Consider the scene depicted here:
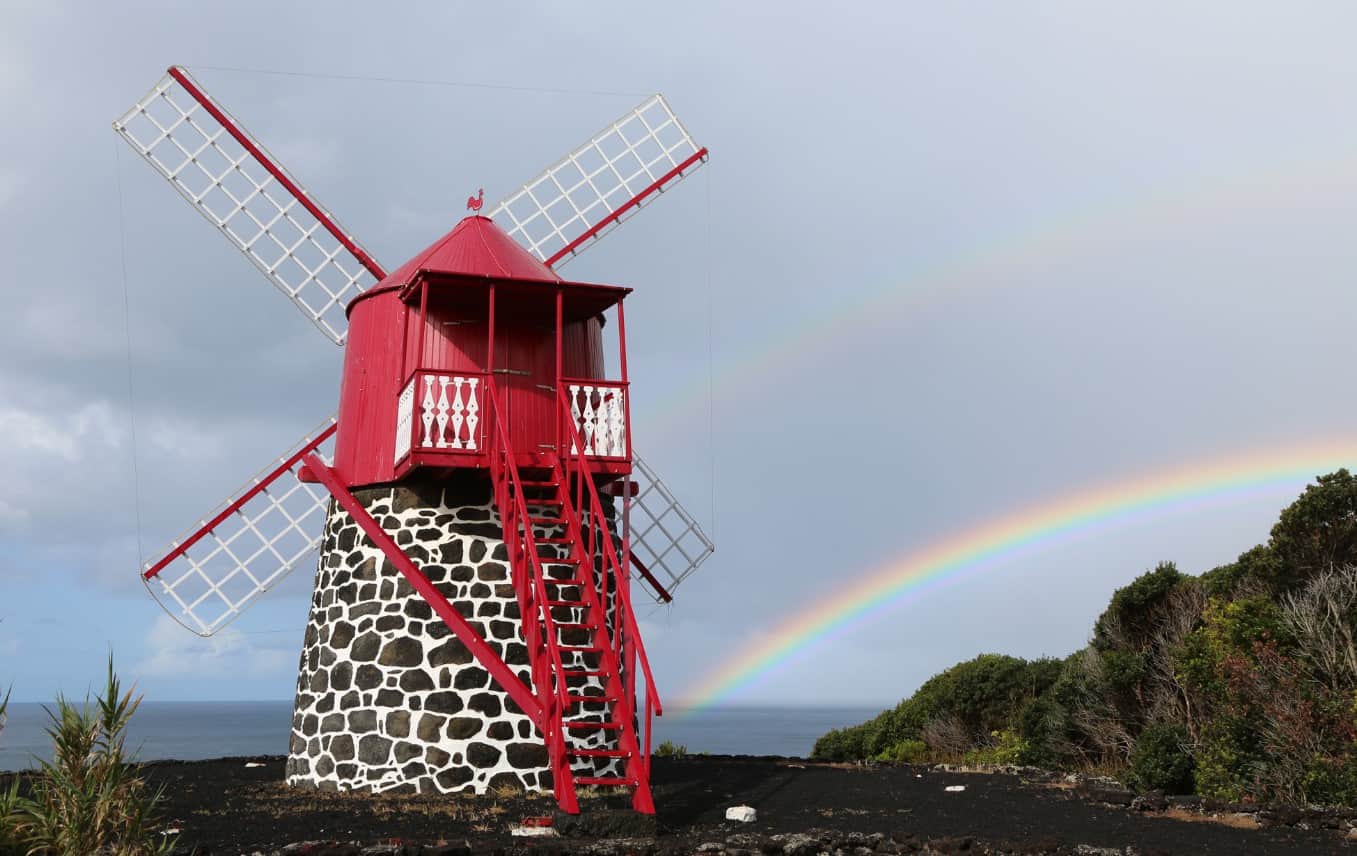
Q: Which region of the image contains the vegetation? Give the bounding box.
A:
[813,468,1357,807]
[0,659,174,855]
[655,740,689,758]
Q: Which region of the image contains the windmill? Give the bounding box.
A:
[113,66,714,814]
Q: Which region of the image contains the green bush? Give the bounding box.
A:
[1128,722,1195,794]
[1093,562,1185,650]
[1302,756,1357,807]
[875,739,927,764]
[654,740,687,758]
[1269,469,1357,589]
[811,655,1062,763]
[963,729,1028,766]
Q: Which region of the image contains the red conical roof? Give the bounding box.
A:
[374,216,561,290]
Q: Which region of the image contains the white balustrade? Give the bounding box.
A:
[414,374,481,451]
[568,383,628,458]
[393,379,414,464]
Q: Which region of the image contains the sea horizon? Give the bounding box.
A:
[0,700,884,772]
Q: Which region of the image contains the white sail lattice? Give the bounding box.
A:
[113,69,380,345]
[628,453,715,602]
[488,94,707,267]
[143,420,337,636]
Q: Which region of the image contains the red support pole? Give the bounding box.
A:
[617,299,633,460]
[487,284,496,441]
[555,289,563,457]
[415,280,429,369]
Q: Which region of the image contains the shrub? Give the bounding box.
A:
[1093,562,1187,651]
[13,658,173,855]
[1014,695,1069,768]
[1301,756,1357,807]
[1128,722,1195,794]
[1269,469,1357,589]
[654,740,687,758]
[811,725,874,762]
[1193,716,1260,802]
[963,729,1028,766]
[875,739,927,764]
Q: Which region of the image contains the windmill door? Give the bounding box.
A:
[493,321,555,454]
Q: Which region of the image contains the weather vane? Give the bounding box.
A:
[466,187,484,213]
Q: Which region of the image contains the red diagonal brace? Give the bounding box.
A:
[302,454,543,728]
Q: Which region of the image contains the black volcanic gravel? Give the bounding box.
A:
[13,755,1352,854]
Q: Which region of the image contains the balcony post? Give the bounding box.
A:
[617,299,631,460]
[487,283,496,444]
[414,279,429,370]
[555,288,563,458]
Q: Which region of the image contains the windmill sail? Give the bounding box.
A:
[113,67,384,346]
[487,94,708,269]
[142,420,337,636]
[627,453,715,603]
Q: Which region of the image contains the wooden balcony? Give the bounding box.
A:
[393,370,631,478]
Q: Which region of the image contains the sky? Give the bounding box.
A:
[3,3,1357,707]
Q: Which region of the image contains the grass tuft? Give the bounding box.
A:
[2,657,174,855]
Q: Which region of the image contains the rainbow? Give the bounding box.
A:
[644,147,1357,439]
[677,438,1357,709]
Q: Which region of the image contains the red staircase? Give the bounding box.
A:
[486,381,660,815]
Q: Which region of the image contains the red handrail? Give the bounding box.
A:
[556,389,663,718]
[484,382,570,715]
[483,380,579,811]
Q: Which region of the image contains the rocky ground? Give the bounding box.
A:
[16,755,1357,854]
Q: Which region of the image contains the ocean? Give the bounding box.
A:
[0,702,881,772]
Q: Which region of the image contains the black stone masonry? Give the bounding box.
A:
[286,474,622,794]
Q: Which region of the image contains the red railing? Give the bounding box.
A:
[396,370,488,465]
[561,378,630,460]
[556,387,662,778]
[483,380,574,807]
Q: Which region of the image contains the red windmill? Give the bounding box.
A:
[114,66,713,814]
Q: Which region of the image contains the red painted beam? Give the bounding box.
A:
[629,554,673,604]
[167,66,387,281]
[544,148,708,268]
[143,422,338,580]
[302,454,544,728]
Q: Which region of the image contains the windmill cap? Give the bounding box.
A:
[347,215,628,316]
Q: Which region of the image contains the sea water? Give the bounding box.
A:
[0,702,881,771]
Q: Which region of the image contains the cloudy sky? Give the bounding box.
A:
[4,3,1357,707]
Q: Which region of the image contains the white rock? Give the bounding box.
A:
[510,825,559,837]
[945,785,966,792]
[725,805,757,823]
[244,762,265,768]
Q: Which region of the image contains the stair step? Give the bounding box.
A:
[566,748,631,758]
[562,669,608,678]
[566,693,616,704]
[541,558,582,566]
[531,517,567,525]
[547,600,587,608]
[562,721,620,731]
[537,537,573,544]
[516,479,559,488]
[558,645,604,652]
[554,622,595,629]
[573,776,637,787]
